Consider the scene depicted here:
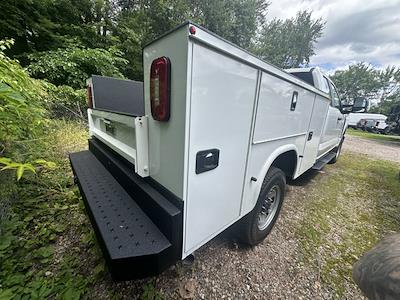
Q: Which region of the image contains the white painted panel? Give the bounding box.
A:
[88,109,137,165]
[254,72,315,143]
[143,26,189,198]
[299,95,330,173]
[184,43,257,254]
[189,24,328,98]
[242,137,304,216]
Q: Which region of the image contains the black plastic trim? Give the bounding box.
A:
[69,151,176,280]
[88,138,183,264]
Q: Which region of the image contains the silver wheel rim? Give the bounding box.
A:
[257,184,281,231]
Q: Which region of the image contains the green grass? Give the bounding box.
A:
[347,128,400,143]
[296,153,400,298]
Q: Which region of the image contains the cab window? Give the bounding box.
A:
[329,82,341,109]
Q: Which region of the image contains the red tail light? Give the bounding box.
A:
[87,84,93,109]
[150,57,171,121]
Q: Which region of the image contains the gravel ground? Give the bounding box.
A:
[92,134,400,299]
[343,135,400,164]
[97,178,332,300]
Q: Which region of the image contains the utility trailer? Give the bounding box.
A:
[69,21,348,280]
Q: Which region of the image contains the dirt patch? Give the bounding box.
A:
[343,135,400,164]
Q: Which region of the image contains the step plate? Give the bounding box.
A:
[312,151,336,170]
[70,151,171,278]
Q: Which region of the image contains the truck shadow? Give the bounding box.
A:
[287,168,320,187]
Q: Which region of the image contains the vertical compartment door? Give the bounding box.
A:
[299,95,330,173]
[184,44,257,255]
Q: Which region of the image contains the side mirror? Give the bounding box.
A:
[352,98,369,113]
[341,103,353,114]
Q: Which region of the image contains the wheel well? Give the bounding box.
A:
[270,150,297,179]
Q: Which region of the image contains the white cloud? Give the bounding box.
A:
[266,0,400,71]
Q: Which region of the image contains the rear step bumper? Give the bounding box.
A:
[69,140,183,280]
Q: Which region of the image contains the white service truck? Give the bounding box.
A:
[69,21,348,280]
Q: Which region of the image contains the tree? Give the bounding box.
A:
[331,63,400,106]
[1,0,324,83]
[0,0,58,57]
[254,11,324,68]
[331,63,379,104]
[377,66,400,103]
[0,0,117,60]
[189,0,269,49]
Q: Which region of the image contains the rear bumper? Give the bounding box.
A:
[69,139,183,280]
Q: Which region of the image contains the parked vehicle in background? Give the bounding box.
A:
[356,119,375,132]
[348,113,387,128]
[356,118,391,134]
[69,21,351,280]
[375,119,391,134]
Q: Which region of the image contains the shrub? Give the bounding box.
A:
[27,46,128,89]
[0,39,48,154]
[44,84,87,120]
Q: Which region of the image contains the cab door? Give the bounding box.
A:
[318,78,344,156]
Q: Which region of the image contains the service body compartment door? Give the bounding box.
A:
[299,95,330,173]
[184,44,257,255]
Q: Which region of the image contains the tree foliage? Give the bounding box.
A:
[114,0,269,79]
[0,40,48,152]
[27,47,127,88]
[254,11,324,68]
[189,0,269,49]
[1,0,324,84]
[0,0,116,57]
[331,62,400,108]
[331,63,380,104]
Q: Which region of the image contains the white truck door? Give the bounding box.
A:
[184,44,257,255]
[318,79,344,156]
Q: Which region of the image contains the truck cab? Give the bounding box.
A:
[287,67,346,158]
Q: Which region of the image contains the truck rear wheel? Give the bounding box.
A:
[239,167,285,246]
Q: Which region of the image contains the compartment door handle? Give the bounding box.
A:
[290,91,298,111]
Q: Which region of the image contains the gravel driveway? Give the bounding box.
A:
[101,179,332,300]
[343,135,400,164]
[94,134,400,299]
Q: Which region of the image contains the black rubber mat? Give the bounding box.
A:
[70,151,171,259]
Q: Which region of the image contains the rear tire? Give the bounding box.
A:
[384,127,391,135]
[238,167,286,246]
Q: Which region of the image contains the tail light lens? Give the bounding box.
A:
[150,57,171,121]
[86,84,93,109]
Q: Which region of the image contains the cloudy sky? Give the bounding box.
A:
[266,0,400,72]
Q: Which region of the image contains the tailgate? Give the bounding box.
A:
[88,109,149,177]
